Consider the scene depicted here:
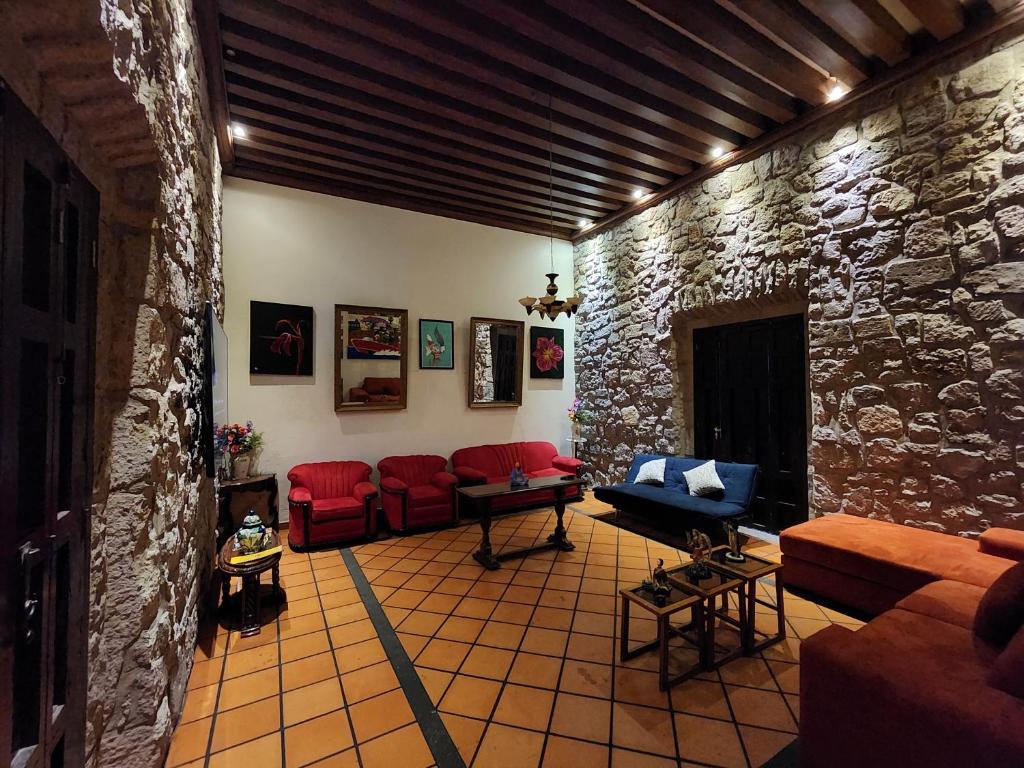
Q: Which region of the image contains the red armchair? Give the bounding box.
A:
[451,441,584,513]
[349,377,401,403]
[377,454,459,533]
[287,461,378,550]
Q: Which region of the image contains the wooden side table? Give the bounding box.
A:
[708,546,787,654]
[666,564,746,670]
[619,584,702,690]
[218,531,284,637]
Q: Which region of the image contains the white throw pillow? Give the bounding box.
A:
[683,460,725,496]
[633,458,666,485]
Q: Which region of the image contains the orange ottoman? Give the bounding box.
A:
[780,514,1015,616]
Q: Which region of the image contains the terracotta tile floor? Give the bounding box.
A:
[168,495,864,768]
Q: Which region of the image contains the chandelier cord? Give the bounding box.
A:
[547,92,554,273]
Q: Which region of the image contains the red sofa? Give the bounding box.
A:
[349,377,401,403]
[287,461,378,549]
[781,516,1024,766]
[377,454,458,533]
[451,441,583,512]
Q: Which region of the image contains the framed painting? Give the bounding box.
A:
[346,312,403,360]
[419,319,454,369]
[249,300,314,375]
[529,326,565,379]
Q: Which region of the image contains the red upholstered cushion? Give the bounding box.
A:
[451,442,559,475]
[990,625,1024,699]
[896,580,987,631]
[975,562,1024,646]
[364,377,401,396]
[312,496,363,522]
[979,528,1024,561]
[529,468,566,479]
[288,461,372,500]
[407,484,448,506]
[378,454,448,487]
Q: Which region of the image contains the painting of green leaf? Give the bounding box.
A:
[419,318,454,369]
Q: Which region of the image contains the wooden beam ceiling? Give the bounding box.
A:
[196,0,1020,240]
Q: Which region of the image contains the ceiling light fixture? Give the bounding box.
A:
[578,219,590,229]
[231,123,247,139]
[519,95,584,322]
[711,146,724,159]
[826,78,847,102]
[632,188,645,200]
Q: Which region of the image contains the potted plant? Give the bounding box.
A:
[215,421,263,479]
[567,397,594,440]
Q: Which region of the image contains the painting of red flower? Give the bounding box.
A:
[530,327,565,379]
[250,300,314,375]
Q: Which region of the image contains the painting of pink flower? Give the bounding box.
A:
[531,329,565,378]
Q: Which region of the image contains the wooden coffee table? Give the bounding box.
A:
[707,546,787,654]
[619,584,703,690]
[457,475,581,569]
[666,563,746,670]
[218,530,284,637]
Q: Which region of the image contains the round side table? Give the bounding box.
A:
[218,530,284,637]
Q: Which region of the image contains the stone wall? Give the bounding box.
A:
[0,1,222,765]
[574,33,1024,537]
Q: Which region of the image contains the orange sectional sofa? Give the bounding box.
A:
[781,515,1024,767]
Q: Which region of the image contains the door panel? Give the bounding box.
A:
[693,314,808,532]
[1,83,96,768]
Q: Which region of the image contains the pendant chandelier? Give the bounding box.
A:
[519,95,583,322]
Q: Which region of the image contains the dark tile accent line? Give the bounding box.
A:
[340,547,467,768]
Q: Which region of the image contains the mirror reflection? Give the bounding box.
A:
[469,317,524,407]
[334,305,408,410]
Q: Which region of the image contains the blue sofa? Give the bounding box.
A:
[593,454,760,530]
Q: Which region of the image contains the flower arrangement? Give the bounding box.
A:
[567,397,594,425]
[215,421,263,455]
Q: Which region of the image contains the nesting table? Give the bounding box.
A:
[218,531,284,637]
[619,547,787,689]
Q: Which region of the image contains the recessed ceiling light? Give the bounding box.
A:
[632,188,645,200]
[578,219,590,229]
[231,124,247,139]
[711,146,724,159]
[827,79,847,102]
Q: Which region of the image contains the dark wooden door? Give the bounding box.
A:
[693,314,807,532]
[0,83,97,768]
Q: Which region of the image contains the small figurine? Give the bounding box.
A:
[651,558,671,606]
[684,529,714,580]
[235,511,271,554]
[509,462,529,489]
[723,521,746,563]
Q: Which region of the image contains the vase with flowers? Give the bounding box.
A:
[215,421,264,479]
[567,397,594,441]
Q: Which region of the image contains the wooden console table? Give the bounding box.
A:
[458,475,580,569]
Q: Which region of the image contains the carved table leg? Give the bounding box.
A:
[546,486,575,551]
[240,574,262,637]
[472,499,501,570]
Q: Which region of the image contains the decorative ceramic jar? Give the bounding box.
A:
[235,512,271,554]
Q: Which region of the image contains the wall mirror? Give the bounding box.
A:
[334,304,409,411]
[469,317,524,408]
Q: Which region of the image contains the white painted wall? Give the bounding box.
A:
[223,177,576,520]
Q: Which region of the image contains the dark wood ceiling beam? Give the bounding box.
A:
[717,0,878,85]
[578,0,1024,240]
[230,163,574,239]
[798,0,909,64]
[229,105,618,215]
[228,98,621,212]
[234,150,578,235]
[286,0,749,151]
[544,0,798,124]
[222,54,675,192]
[238,138,586,226]
[219,5,691,178]
[631,0,829,103]
[896,0,965,40]
[235,123,611,220]
[192,0,234,166]
[225,79,635,204]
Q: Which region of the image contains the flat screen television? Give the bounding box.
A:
[202,302,229,477]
